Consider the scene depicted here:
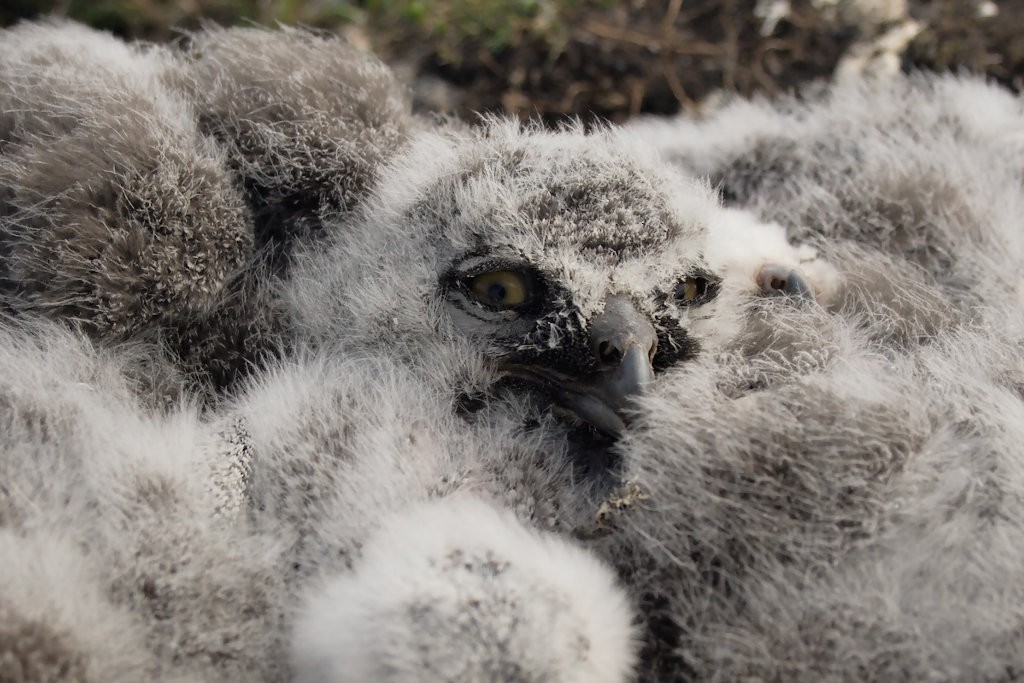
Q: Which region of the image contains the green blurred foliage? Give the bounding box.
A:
[0,0,592,54]
[365,0,605,62]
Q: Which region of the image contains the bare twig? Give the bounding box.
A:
[662,58,696,109]
[660,0,685,38]
[583,20,722,56]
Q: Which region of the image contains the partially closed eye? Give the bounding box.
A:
[469,270,532,308]
[675,276,710,304]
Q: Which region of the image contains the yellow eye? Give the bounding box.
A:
[677,277,699,302]
[675,276,709,304]
[469,270,529,308]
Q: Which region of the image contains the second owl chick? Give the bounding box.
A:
[0,21,253,345]
[182,25,415,267]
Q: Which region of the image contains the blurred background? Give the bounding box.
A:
[1,1,1018,123]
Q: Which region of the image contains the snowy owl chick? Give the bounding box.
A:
[288,118,828,446]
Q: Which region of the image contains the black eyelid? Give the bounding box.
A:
[444,259,546,313]
[443,253,538,289]
[452,257,535,279]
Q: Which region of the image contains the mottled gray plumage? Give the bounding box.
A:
[5,18,1023,683]
[0,22,417,394]
[291,497,635,683]
[0,21,252,346]
[286,117,817,458]
[183,25,415,266]
[0,317,289,682]
[593,75,1024,681]
[0,316,637,682]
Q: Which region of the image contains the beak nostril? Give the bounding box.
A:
[757,264,816,301]
[590,294,658,374]
[598,340,622,365]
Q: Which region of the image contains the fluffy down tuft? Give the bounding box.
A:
[0,21,253,344]
[291,497,637,683]
[595,74,1024,681]
[183,26,414,264]
[0,318,289,682]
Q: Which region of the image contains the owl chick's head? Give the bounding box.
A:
[290,120,737,437]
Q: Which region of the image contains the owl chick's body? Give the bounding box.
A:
[0,22,419,394]
[0,315,639,682]
[0,21,252,348]
[598,74,1024,681]
[12,20,1018,683]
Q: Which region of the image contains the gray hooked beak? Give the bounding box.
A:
[590,294,658,403]
[559,294,657,437]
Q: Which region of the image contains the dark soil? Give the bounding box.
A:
[375,0,1024,124]
[906,0,1024,92]
[2,1,1021,123]
[393,0,859,123]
